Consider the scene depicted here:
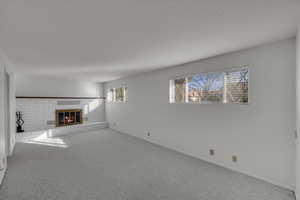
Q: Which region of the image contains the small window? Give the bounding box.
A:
[224,68,249,103]
[170,67,248,104]
[107,87,128,102]
[107,88,115,102]
[174,78,187,103]
[188,72,224,103]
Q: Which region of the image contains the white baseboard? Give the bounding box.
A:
[191,152,294,191]
[110,127,295,191]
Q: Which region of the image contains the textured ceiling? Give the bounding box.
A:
[1,0,300,82]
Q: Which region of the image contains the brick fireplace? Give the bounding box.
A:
[16,97,104,132]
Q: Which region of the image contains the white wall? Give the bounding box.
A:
[105,38,296,190]
[0,49,16,185]
[296,27,300,199]
[15,75,105,132]
[16,98,105,132]
[0,62,6,184]
[16,75,103,97]
[5,63,16,156]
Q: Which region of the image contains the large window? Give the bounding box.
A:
[170,67,249,104]
[107,87,128,102]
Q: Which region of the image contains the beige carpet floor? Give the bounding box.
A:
[0,129,295,200]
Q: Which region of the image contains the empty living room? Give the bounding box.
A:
[1,1,300,200]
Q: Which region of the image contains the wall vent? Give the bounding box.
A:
[57,100,81,105]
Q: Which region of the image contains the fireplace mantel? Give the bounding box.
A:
[16,96,105,100]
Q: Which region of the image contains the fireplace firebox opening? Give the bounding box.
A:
[56,109,82,127]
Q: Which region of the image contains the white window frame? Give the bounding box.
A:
[107,86,128,103]
[169,66,250,105]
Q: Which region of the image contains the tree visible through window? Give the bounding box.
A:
[170,67,248,104]
[188,72,224,103]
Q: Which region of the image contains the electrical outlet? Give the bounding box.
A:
[147,132,150,137]
[209,149,215,156]
[232,155,238,163]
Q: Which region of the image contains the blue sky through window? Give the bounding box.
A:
[188,73,224,91]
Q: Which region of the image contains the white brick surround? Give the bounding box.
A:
[16,98,105,132]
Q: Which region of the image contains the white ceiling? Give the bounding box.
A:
[1,0,300,82]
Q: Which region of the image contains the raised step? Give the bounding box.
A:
[16,121,108,142]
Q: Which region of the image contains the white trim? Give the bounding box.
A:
[7,71,16,156]
[106,86,128,103]
[296,25,300,200]
[193,153,294,191]
[169,66,250,105]
[223,71,228,103]
[110,127,295,191]
[169,65,249,80]
[0,50,16,157]
[185,77,189,103]
[0,62,6,185]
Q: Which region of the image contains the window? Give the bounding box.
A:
[224,68,249,103]
[170,67,248,104]
[107,87,128,102]
[174,78,187,103]
[188,72,224,103]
